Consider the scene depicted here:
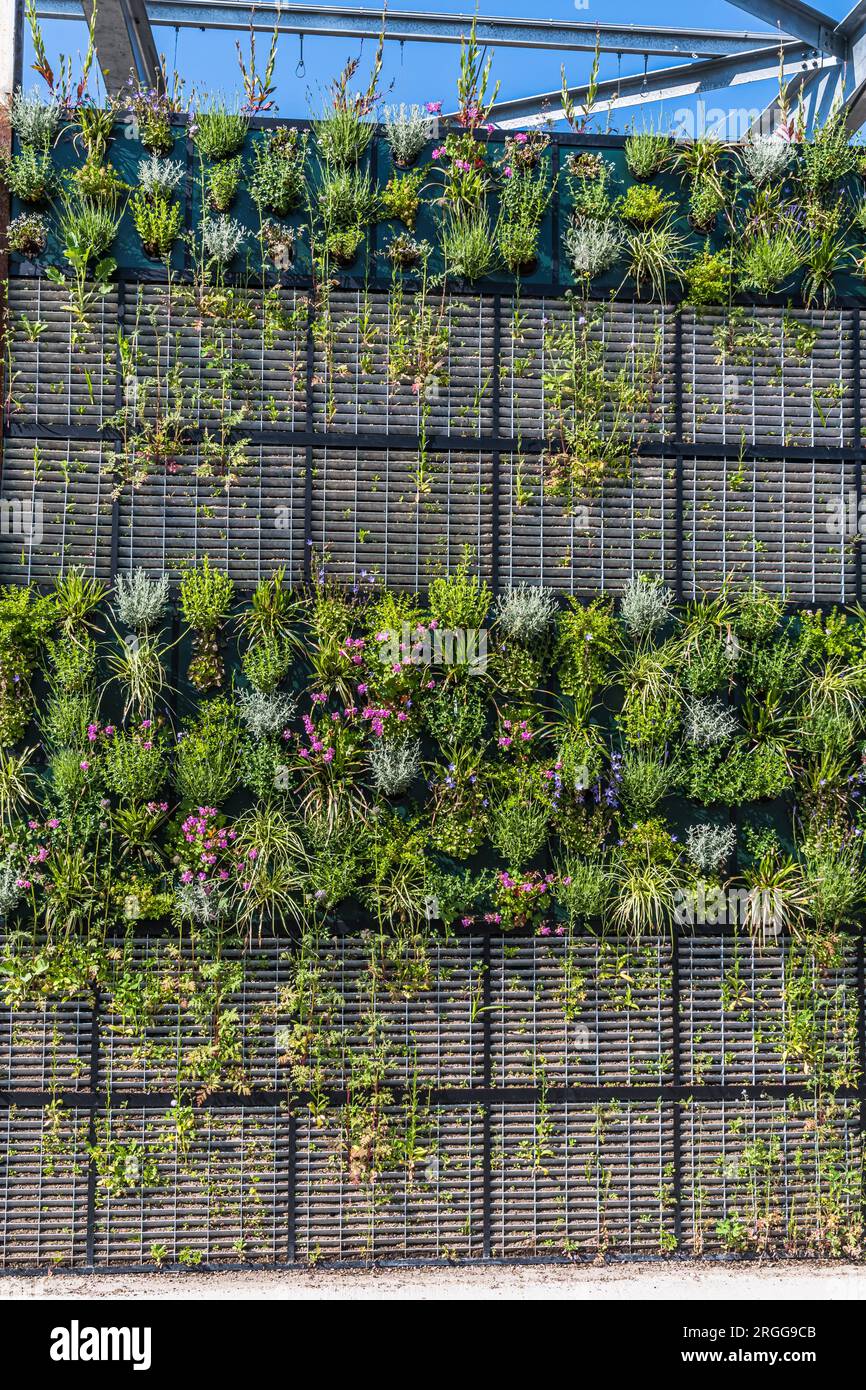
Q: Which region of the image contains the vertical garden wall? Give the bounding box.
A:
[2,100,866,1267]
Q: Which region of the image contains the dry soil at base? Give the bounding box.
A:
[0,1262,864,1300]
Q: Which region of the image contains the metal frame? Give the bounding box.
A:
[18,0,866,131]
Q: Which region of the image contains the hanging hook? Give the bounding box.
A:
[616,51,622,100]
[642,53,648,89]
[399,38,404,66]
[296,33,305,78]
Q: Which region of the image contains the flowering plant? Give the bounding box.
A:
[493,868,557,931]
[432,131,494,213]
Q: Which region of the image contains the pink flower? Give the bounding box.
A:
[514,132,528,144]
[79,760,89,771]
[425,101,442,114]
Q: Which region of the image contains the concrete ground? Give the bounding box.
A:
[1,1263,864,1300]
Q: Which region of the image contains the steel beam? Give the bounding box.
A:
[81,0,163,92]
[720,0,846,58]
[33,1,792,57]
[481,43,817,128]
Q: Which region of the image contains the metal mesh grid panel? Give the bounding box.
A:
[681,455,857,601]
[305,934,485,1090]
[114,443,307,582]
[0,1104,90,1267]
[681,1097,863,1257]
[92,1104,292,1266]
[5,279,118,430]
[490,1100,676,1257]
[0,999,92,1092]
[294,1104,485,1262]
[100,939,290,1094]
[311,447,493,590]
[312,291,495,437]
[680,936,859,1089]
[127,284,308,435]
[497,453,676,592]
[490,936,674,1087]
[682,308,854,449]
[500,299,676,446]
[0,436,114,582]
[100,935,484,1093]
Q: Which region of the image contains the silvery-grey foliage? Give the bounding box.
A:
[175,880,228,924]
[687,822,737,874]
[237,687,297,740]
[496,584,559,643]
[369,738,421,796]
[383,104,434,167]
[563,218,622,279]
[0,858,22,917]
[685,697,739,748]
[138,156,185,199]
[620,575,675,639]
[741,134,794,186]
[10,89,61,147]
[202,215,247,264]
[113,569,171,634]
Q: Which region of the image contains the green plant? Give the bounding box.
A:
[381,167,424,228]
[53,569,106,638]
[126,81,185,155]
[321,160,381,227]
[130,188,182,259]
[626,221,686,299]
[495,158,554,274]
[314,39,383,166]
[249,126,307,216]
[0,145,56,204]
[684,244,733,306]
[543,300,662,497]
[428,555,491,630]
[624,128,671,179]
[618,751,678,819]
[383,104,432,168]
[687,177,725,232]
[193,100,249,161]
[490,782,551,865]
[207,154,242,212]
[49,190,121,334]
[738,224,805,295]
[6,211,48,257]
[801,110,858,194]
[101,724,168,804]
[69,157,128,202]
[180,558,235,692]
[617,182,675,227]
[175,697,242,804]
[441,207,495,280]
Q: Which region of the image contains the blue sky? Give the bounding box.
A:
[22,0,853,132]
